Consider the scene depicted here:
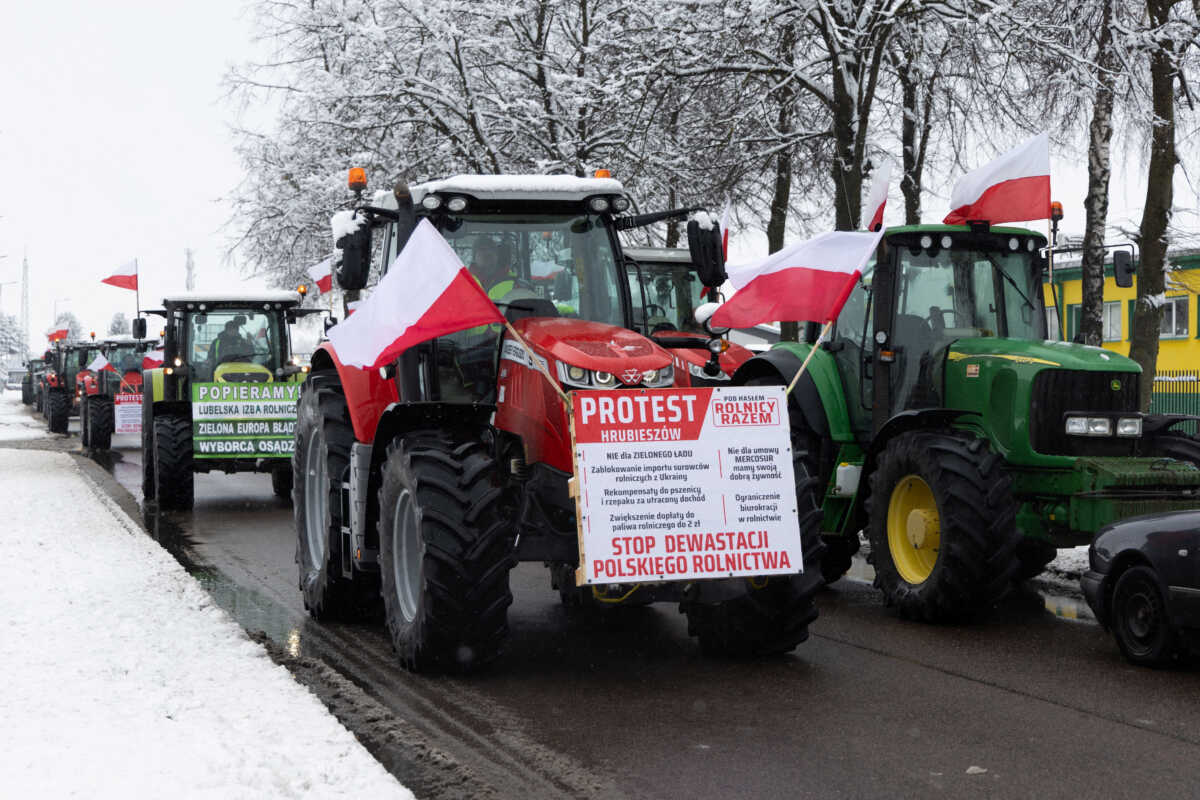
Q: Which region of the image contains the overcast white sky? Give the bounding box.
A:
[1,0,1193,353]
[0,0,265,347]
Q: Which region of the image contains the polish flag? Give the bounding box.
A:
[102,260,138,291]
[306,255,334,294]
[47,328,69,342]
[327,219,504,369]
[710,229,884,329]
[87,354,117,373]
[865,163,891,232]
[142,349,165,369]
[944,132,1051,225]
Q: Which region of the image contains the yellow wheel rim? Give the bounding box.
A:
[886,474,940,585]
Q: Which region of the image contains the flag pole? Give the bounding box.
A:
[785,320,833,396]
[502,319,570,408]
[135,258,141,320]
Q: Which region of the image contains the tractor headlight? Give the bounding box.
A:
[689,362,730,381]
[588,196,610,213]
[1088,418,1112,436]
[420,194,443,210]
[1065,416,1088,435]
[446,196,468,212]
[1117,417,1142,437]
[593,371,616,386]
[640,366,674,388]
[612,196,630,212]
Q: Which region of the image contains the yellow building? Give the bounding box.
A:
[1043,247,1200,417]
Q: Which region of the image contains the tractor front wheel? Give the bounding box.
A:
[293,377,367,620]
[378,430,515,672]
[681,439,825,656]
[153,414,194,510]
[46,389,69,434]
[866,432,1021,622]
[79,396,90,447]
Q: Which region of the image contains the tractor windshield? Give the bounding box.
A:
[626,261,705,335]
[104,344,144,375]
[186,309,283,382]
[436,214,624,327]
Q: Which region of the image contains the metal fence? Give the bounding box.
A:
[1151,369,1200,433]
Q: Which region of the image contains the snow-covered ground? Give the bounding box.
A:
[0,389,55,440]
[0,395,411,798]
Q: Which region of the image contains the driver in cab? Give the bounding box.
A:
[210,317,253,366]
[468,237,516,301]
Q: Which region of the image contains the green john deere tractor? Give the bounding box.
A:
[733,223,1200,621]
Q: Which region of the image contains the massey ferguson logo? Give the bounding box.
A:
[620,368,643,385]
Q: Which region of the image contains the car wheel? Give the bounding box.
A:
[1111,565,1176,667]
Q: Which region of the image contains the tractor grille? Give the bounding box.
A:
[1029,369,1140,456]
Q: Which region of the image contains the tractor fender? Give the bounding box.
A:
[370,401,496,471]
[845,408,983,536]
[310,343,399,444]
[732,345,851,442]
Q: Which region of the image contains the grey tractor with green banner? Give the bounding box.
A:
[141,292,318,510]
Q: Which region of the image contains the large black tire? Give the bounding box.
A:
[153,414,194,510]
[1111,565,1177,667]
[378,430,516,672]
[681,440,826,656]
[46,389,69,434]
[272,464,293,502]
[87,397,114,451]
[21,380,31,405]
[34,387,43,413]
[744,374,856,586]
[293,377,367,620]
[866,431,1021,622]
[1014,538,1057,582]
[142,419,156,501]
[79,395,90,447]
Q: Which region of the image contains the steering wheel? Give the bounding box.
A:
[646,304,668,320]
[216,351,255,366]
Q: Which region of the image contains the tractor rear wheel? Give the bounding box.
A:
[86,396,114,451]
[378,430,515,672]
[866,431,1021,622]
[293,376,368,620]
[153,413,194,510]
[681,439,825,656]
[46,389,69,434]
[1014,539,1058,582]
[79,396,91,447]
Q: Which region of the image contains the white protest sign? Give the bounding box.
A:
[570,386,801,586]
[114,393,142,435]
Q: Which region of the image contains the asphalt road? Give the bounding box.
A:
[55,417,1200,799]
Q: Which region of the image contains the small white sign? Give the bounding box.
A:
[114,393,141,435]
[571,386,801,585]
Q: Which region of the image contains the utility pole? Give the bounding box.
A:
[20,253,29,358]
[185,248,196,291]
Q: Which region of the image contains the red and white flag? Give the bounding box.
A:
[327,219,504,369]
[306,255,334,294]
[142,349,165,369]
[944,132,1050,225]
[87,354,117,373]
[710,230,884,329]
[102,260,138,291]
[47,327,69,343]
[865,163,891,232]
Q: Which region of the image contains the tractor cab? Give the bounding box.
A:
[622,245,753,383]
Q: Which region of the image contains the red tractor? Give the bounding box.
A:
[294,173,825,672]
[79,333,153,450]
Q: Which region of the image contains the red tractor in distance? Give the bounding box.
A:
[80,333,153,450]
[621,245,754,384]
[294,173,825,672]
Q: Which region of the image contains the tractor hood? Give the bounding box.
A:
[945,337,1141,374]
[511,317,672,375]
[650,330,754,377]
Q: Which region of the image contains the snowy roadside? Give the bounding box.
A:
[0,400,411,798]
[0,389,55,441]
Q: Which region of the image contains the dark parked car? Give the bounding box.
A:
[1082,510,1200,666]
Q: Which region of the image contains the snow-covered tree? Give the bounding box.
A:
[108,312,130,336]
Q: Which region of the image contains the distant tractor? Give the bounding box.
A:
[732,223,1200,616]
[80,333,154,450]
[622,246,753,384]
[293,172,825,673]
[41,342,85,434]
[141,293,313,510]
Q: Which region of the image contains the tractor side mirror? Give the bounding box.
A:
[324,316,338,333]
[694,302,729,336]
[335,212,372,291]
[687,219,727,289]
[1113,250,1135,289]
[131,317,147,340]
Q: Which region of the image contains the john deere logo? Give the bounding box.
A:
[1111,379,1122,391]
